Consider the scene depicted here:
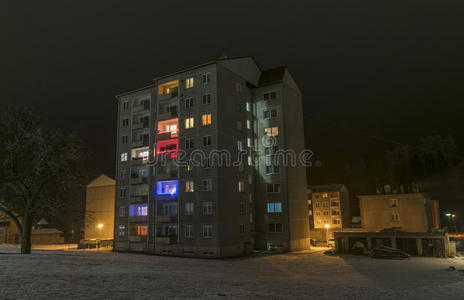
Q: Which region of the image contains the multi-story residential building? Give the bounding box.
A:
[114,57,309,257]
[308,184,350,229]
[358,191,440,232]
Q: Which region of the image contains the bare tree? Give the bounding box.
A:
[0,108,87,254]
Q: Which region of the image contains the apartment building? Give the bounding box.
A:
[359,192,440,232]
[114,57,309,257]
[308,184,350,229]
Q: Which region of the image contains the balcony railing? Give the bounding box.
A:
[130,195,148,203]
[130,176,148,185]
[158,110,178,120]
[156,215,177,223]
[132,122,149,130]
[159,89,178,101]
[133,103,150,113]
[128,235,147,242]
[132,139,149,148]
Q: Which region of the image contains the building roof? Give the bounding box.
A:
[258,66,286,85]
[308,184,347,193]
[87,174,115,188]
[115,84,155,98]
[32,228,63,235]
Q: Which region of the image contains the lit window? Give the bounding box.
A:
[185,181,194,192]
[158,80,179,95]
[185,117,194,129]
[185,203,194,215]
[322,193,328,198]
[156,180,178,196]
[203,224,213,237]
[202,73,211,84]
[118,225,126,236]
[267,203,282,213]
[121,153,128,162]
[137,225,147,236]
[247,156,252,166]
[157,139,178,158]
[237,140,243,152]
[130,204,148,217]
[131,147,149,161]
[158,118,178,137]
[264,127,278,136]
[202,113,212,126]
[247,120,251,129]
[202,179,212,191]
[247,137,251,147]
[203,135,212,147]
[238,181,245,192]
[263,92,276,101]
[246,102,250,112]
[186,77,194,88]
[202,202,213,215]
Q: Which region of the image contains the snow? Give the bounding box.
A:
[1,244,463,299]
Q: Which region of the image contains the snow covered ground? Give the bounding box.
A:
[1,244,463,299]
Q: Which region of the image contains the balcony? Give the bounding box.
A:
[158,80,179,102]
[156,165,178,180]
[158,109,178,121]
[128,235,147,242]
[156,215,177,223]
[128,216,148,223]
[157,139,178,159]
[133,102,150,113]
[157,118,178,140]
[130,195,148,203]
[159,88,178,101]
[132,121,149,130]
[130,175,148,185]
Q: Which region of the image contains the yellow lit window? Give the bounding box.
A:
[186,77,194,89]
[202,114,212,126]
[185,181,194,192]
[185,117,194,129]
[264,127,278,136]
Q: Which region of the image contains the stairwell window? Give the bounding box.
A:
[202,114,212,126]
[185,117,194,129]
[186,77,194,88]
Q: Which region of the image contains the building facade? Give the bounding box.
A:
[114,57,309,257]
[84,174,116,240]
[358,192,440,232]
[308,184,350,229]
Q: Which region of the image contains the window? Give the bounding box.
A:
[120,170,127,180]
[266,183,281,193]
[237,121,242,131]
[202,113,212,126]
[331,210,340,215]
[157,139,178,158]
[185,138,194,149]
[238,181,245,192]
[202,158,212,169]
[118,225,126,236]
[315,211,321,216]
[240,200,245,216]
[164,203,177,216]
[130,204,148,217]
[185,117,194,129]
[323,211,329,216]
[122,118,129,127]
[235,83,242,92]
[391,213,400,222]
[389,199,398,207]
[264,109,278,119]
[237,140,243,152]
[138,225,147,236]
[121,152,128,162]
[247,137,252,147]
[156,180,178,196]
[265,146,278,155]
[248,174,253,184]
[315,202,321,208]
[203,225,213,238]
[185,181,194,192]
[202,202,213,215]
[119,188,127,198]
[263,91,276,101]
[265,164,280,175]
[239,224,245,235]
[119,206,126,217]
[123,101,129,110]
[248,156,253,166]
[202,94,211,104]
[268,223,282,233]
[322,202,329,207]
[185,97,194,108]
[267,202,282,213]
[203,135,212,147]
[202,73,211,84]
[246,102,250,112]
[247,120,251,129]
[185,224,194,238]
[322,193,328,198]
[186,77,194,88]
[202,179,212,191]
[122,135,128,144]
[333,219,341,225]
[185,203,194,215]
[264,127,278,136]
[331,201,339,207]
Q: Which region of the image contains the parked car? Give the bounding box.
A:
[327,238,335,248]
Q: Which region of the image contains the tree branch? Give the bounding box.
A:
[0,205,23,234]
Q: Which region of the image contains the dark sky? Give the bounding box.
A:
[1,1,463,186]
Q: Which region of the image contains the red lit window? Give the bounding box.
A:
[157,139,178,158]
[138,225,147,236]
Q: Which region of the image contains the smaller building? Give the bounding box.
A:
[358,191,440,232]
[84,174,116,241]
[308,184,351,229]
[0,212,20,244]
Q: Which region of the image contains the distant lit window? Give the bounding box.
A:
[137,225,147,236]
[322,193,328,198]
[185,117,194,129]
[238,181,245,193]
[202,73,211,84]
[264,127,278,136]
[118,225,126,236]
[156,180,178,196]
[121,152,128,162]
[185,181,194,192]
[130,204,148,217]
[202,113,212,126]
[186,77,194,88]
[267,202,282,213]
[246,102,250,112]
[246,120,251,129]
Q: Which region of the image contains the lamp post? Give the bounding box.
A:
[97,224,104,251]
[325,224,330,246]
[452,214,458,233]
[445,213,452,232]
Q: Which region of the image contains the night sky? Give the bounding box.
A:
[2,2,463,204]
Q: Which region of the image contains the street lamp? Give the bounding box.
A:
[452,214,458,233]
[325,224,330,246]
[445,213,452,232]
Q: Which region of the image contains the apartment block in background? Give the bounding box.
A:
[114,57,309,257]
[308,184,351,229]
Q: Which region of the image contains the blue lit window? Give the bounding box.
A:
[130,204,148,216]
[267,202,282,213]
[156,180,178,196]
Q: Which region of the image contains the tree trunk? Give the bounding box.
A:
[21,211,32,254]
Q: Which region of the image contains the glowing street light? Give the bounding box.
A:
[325,224,331,246]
